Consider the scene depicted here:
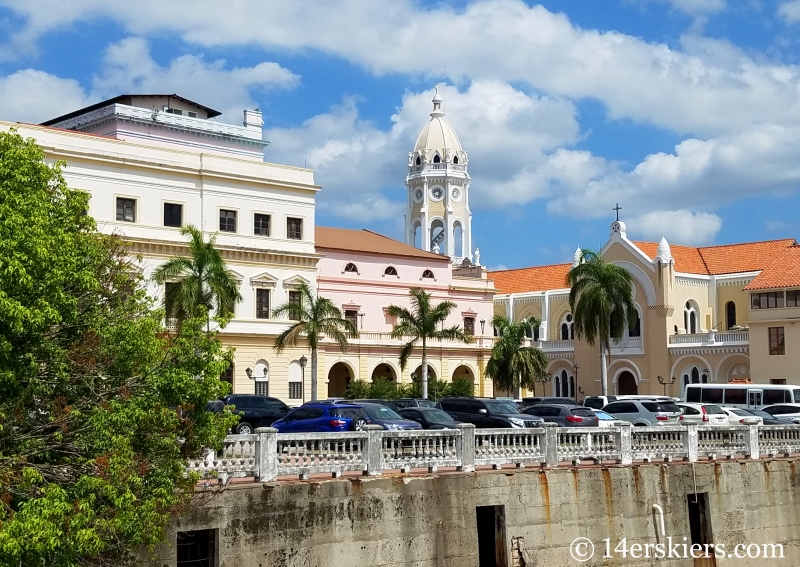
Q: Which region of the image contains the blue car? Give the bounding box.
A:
[358,403,422,430]
[272,403,370,433]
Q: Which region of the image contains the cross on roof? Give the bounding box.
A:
[613,203,622,221]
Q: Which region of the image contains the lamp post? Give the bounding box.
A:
[299,355,307,403]
[657,375,677,397]
[701,368,710,383]
[573,364,580,401]
[358,312,365,329]
[480,319,486,334]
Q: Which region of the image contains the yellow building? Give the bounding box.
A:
[488,219,799,399]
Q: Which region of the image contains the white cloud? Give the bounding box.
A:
[779,0,800,22]
[0,70,91,124]
[628,210,722,246]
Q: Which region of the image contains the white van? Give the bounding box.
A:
[685,384,800,410]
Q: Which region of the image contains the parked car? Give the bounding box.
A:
[272,403,370,432]
[733,407,800,425]
[676,403,728,426]
[223,394,292,434]
[350,399,398,409]
[436,397,544,428]
[591,409,627,428]
[602,398,682,426]
[583,395,618,409]
[718,406,763,425]
[397,407,461,429]
[393,398,436,409]
[518,397,580,412]
[524,404,599,427]
[359,403,422,430]
[761,403,800,421]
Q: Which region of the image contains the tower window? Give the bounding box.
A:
[384,266,398,276]
[433,154,441,163]
[453,156,459,164]
[415,156,421,165]
[344,263,358,273]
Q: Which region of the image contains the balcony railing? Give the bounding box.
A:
[669,330,749,346]
[409,163,466,174]
[187,423,800,483]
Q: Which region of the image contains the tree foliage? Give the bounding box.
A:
[386,288,469,399]
[0,130,236,567]
[272,282,358,401]
[485,315,549,394]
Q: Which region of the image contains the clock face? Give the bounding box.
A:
[413,188,424,203]
[430,186,444,201]
[451,187,461,202]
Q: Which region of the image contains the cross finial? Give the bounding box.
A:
[613,203,622,221]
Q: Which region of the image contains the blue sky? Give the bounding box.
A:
[2,0,800,270]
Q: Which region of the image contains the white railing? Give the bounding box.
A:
[669,330,749,346]
[342,332,490,349]
[537,339,574,352]
[189,423,800,483]
[409,163,466,173]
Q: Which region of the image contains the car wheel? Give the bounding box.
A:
[351,418,367,431]
[236,422,254,435]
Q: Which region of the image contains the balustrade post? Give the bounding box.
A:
[683,423,699,462]
[543,423,558,468]
[457,423,476,472]
[615,423,633,465]
[745,423,760,459]
[363,425,384,476]
[254,427,277,483]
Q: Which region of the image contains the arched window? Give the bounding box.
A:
[433,154,441,163]
[726,301,736,330]
[554,369,573,398]
[422,269,434,279]
[453,155,459,164]
[629,310,641,337]
[344,263,358,273]
[384,266,398,276]
[684,301,698,334]
[413,222,421,249]
[415,156,421,165]
[691,367,700,384]
[453,222,463,258]
[560,314,574,340]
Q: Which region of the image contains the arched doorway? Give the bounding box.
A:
[452,365,474,383]
[371,363,397,382]
[327,362,353,398]
[412,364,437,382]
[617,371,638,395]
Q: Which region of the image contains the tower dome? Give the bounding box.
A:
[405,85,472,262]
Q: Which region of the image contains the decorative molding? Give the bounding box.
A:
[250,271,279,288]
[669,346,749,356]
[283,275,311,289]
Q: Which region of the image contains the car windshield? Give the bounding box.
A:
[642,402,681,413]
[484,400,520,414]
[749,409,773,419]
[594,411,615,420]
[417,400,436,408]
[424,409,456,422]
[363,405,402,420]
[730,409,752,416]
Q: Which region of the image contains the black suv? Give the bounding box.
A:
[223,395,291,434]
[393,398,436,409]
[436,397,544,428]
[518,397,580,413]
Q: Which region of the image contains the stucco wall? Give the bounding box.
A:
[147,459,800,567]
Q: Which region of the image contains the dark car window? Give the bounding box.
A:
[570,408,596,417]
[681,406,699,415]
[529,406,557,416]
[417,400,435,408]
[205,400,224,412]
[468,400,485,413]
[700,388,724,404]
[439,399,466,412]
[763,390,787,405]
[423,409,456,422]
[702,405,725,415]
[484,400,519,414]
[401,410,421,420]
[606,402,637,413]
[724,389,746,404]
[363,405,402,420]
[331,407,366,419]
[766,405,797,415]
[583,398,605,409]
[394,400,410,409]
[642,402,680,413]
[289,408,314,420]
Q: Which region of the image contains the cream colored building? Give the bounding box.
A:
[489,220,799,399]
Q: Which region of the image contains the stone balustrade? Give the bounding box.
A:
[186,423,800,483]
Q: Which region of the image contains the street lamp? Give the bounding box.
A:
[299,355,308,403]
[480,319,486,334]
[358,312,365,329]
[573,364,580,401]
[657,375,677,397]
[245,367,253,379]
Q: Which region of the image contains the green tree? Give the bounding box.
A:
[485,315,549,395]
[152,225,242,332]
[272,282,358,401]
[343,380,372,400]
[386,288,469,399]
[0,130,236,567]
[567,249,636,396]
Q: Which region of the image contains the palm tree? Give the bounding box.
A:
[385,288,470,399]
[272,282,358,401]
[485,315,549,395]
[567,249,636,396]
[152,225,242,332]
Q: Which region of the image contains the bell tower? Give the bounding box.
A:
[405,86,473,263]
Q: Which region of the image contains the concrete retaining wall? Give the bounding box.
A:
[147,459,800,566]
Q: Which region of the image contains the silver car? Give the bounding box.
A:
[602,398,682,426]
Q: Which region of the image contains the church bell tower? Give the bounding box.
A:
[405,86,473,262]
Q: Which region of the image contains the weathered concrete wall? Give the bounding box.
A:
[149,459,800,566]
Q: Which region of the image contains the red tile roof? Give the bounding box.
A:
[315,227,448,261]
[744,245,800,290]
[487,263,572,294]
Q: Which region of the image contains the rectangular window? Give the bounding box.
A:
[287,217,303,240]
[344,309,358,327]
[116,197,136,223]
[752,292,784,309]
[177,529,216,567]
[254,381,268,396]
[288,382,302,399]
[289,291,301,305]
[763,389,787,405]
[463,317,475,336]
[254,213,271,236]
[256,289,270,319]
[163,202,182,227]
[769,327,785,355]
[219,209,237,232]
[787,290,800,307]
[220,364,234,385]
[722,388,746,405]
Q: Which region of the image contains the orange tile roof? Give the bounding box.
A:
[315,226,448,262]
[744,245,800,290]
[633,241,709,274]
[487,263,572,294]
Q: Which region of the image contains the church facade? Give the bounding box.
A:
[489,220,799,399]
